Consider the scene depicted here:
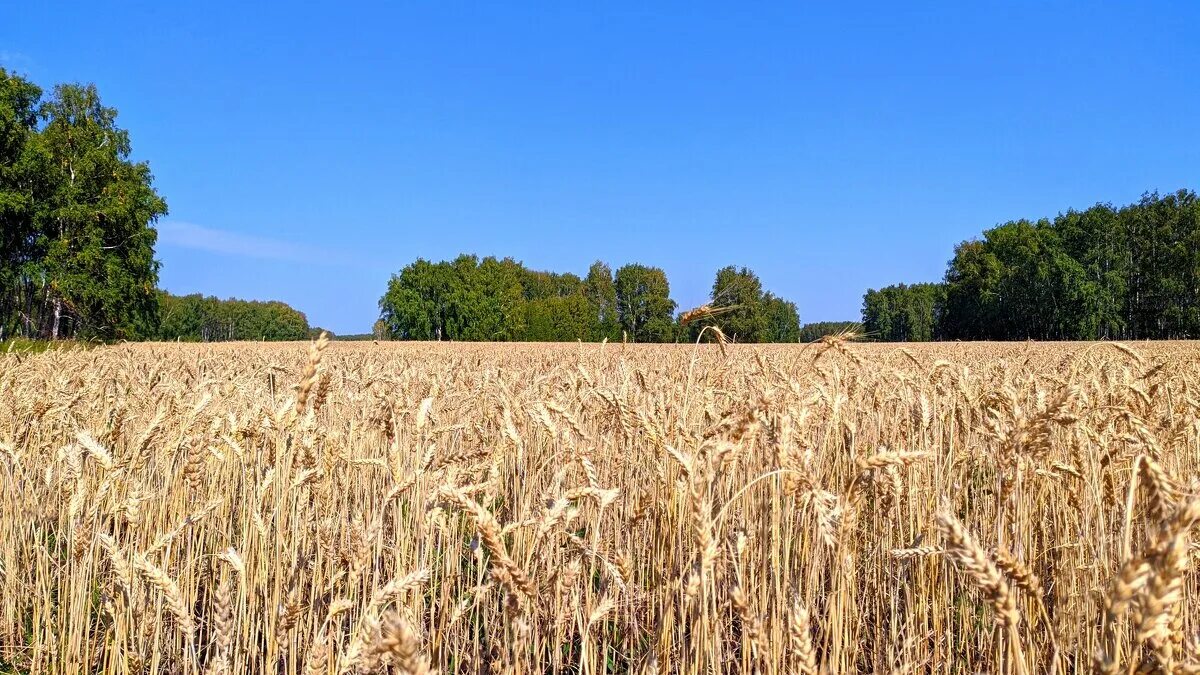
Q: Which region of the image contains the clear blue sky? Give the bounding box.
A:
[5,2,1198,334]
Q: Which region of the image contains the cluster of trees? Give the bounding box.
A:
[379,255,609,341]
[0,69,167,341]
[156,292,312,342]
[861,283,945,341]
[681,266,799,343]
[379,256,802,342]
[863,190,1200,341]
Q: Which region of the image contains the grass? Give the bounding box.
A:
[1,338,1198,673]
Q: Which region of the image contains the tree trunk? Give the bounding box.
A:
[51,297,62,340]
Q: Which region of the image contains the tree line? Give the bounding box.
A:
[862,190,1200,341]
[378,255,802,342]
[797,321,859,342]
[156,292,314,342]
[12,71,1198,345]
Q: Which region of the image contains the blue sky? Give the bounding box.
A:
[4,2,1198,334]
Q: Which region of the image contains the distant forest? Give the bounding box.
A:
[864,190,1200,341]
[6,70,1200,344]
[156,293,315,342]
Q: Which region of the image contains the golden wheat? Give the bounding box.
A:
[4,339,1200,673]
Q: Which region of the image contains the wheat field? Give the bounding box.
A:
[2,338,1199,674]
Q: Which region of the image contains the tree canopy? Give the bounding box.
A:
[864,190,1200,341]
[685,266,800,343]
[763,294,801,343]
[156,292,311,342]
[379,257,803,343]
[0,69,167,341]
[862,283,945,342]
[614,263,677,342]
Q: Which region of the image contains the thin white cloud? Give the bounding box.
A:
[157,221,345,265]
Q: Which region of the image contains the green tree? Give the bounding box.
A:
[929,190,1200,340]
[583,261,619,341]
[380,255,526,341]
[454,256,525,341]
[156,292,309,341]
[1055,204,1127,339]
[0,68,43,340]
[862,283,945,341]
[941,240,999,340]
[685,265,800,343]
[614,264,676,342]
[379,258,457,340]
[521,294,594,341]
[691,266,768,342]
[520,268,583,301]
[1122,191,1200,338]
[941,221,1095,340]
[35,83,167,340]
[514,265,593,341]
[762,293,800,342]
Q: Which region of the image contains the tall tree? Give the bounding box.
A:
[862,283,945,341]
[762,293,800,342]
[521,294,594,341]
[614,263,676,342]
[925,190,1200,340]
[454,256,525,341]
[685,265,800,343]
[700,266,768,342]
[379,258,457,340]
[1055,204,1127,339]
[35,83,167,339]
[0,69,44,339]
[584,261,619,341]
[941,240,1003,340]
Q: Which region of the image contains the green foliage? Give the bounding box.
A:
[380,257,684,342]
[935,191,1200,340]
[521,294,594,341]
[0,69,166,341]
[797,321,859,342]
[156,292,309,342]
[862,283,946,342]
[685,266,800,343]
[614,263,677,343]
[451,255,526,341]
[0,69,43,342]
[379,258,805,344]
[379,258,453,340]
[584,261,620,341]
[763,293,801,342]
[378,255,527,341]
[688,266,766,342]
